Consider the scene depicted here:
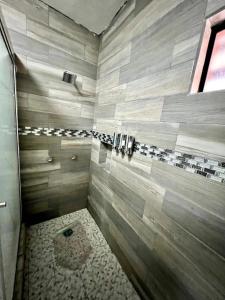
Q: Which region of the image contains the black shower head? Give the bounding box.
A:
[62,71,77,84]
[62,71,88,97]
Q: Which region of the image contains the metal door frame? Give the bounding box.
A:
[0,7,22,299]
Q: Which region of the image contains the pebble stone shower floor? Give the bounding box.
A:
[23,209,140,300]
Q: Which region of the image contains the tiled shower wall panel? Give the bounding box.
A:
[19,136,92,223]
[88,0,225,299]
[0,0,99,223]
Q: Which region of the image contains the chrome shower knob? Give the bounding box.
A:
[0,202,6,208]
[47,157,54,163]
[71,155,77,160]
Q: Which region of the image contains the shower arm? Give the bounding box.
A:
[62,71,92,97]
[73,75,91,97]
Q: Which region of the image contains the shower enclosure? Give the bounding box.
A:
[0,12,21,300]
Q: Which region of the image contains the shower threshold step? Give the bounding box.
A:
[23,208,140,300]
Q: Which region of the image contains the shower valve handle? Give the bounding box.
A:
[0,202,6,208]
[47,157,54,163]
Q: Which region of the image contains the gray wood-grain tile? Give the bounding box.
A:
[0,0,98,223]
[88,1,225,299]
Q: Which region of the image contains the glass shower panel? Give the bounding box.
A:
[0,27,21,300]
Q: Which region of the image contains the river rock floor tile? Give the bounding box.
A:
[23,209,140,300]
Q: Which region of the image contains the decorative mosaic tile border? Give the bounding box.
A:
[91,131,113,145]
[18,126,225,184]
[134,142,225,184]
[18,126,113,144]
[18,126,92,138]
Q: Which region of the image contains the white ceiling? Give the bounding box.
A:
[43,0,127,34]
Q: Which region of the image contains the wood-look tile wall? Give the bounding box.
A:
[88,0,225,299]
[0,0,99,223]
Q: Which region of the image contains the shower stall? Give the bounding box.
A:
[0,0,225,299]
[0,12,21,300]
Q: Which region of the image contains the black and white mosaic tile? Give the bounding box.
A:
[24,209,140,300]
[91,131,113,145]
[18,126,225,184]
[134,142,225,184]
[18,126,113,145]
[18,126,92,138]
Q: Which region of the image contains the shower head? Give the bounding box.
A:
[62,71,90,97]
[62,71,77,84]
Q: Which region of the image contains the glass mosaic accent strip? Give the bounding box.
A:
[134,142,225,184]
[91,131,113,145]
[18,126,92,137]
[18,126,225,184]
[18,126,113,144]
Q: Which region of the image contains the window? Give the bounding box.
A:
[191,10,225,93]
[200,22,225,92]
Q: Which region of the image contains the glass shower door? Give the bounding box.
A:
[0,17,21,300]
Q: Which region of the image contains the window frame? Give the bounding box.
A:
[198,21,225,92]
[191,9,225,94]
